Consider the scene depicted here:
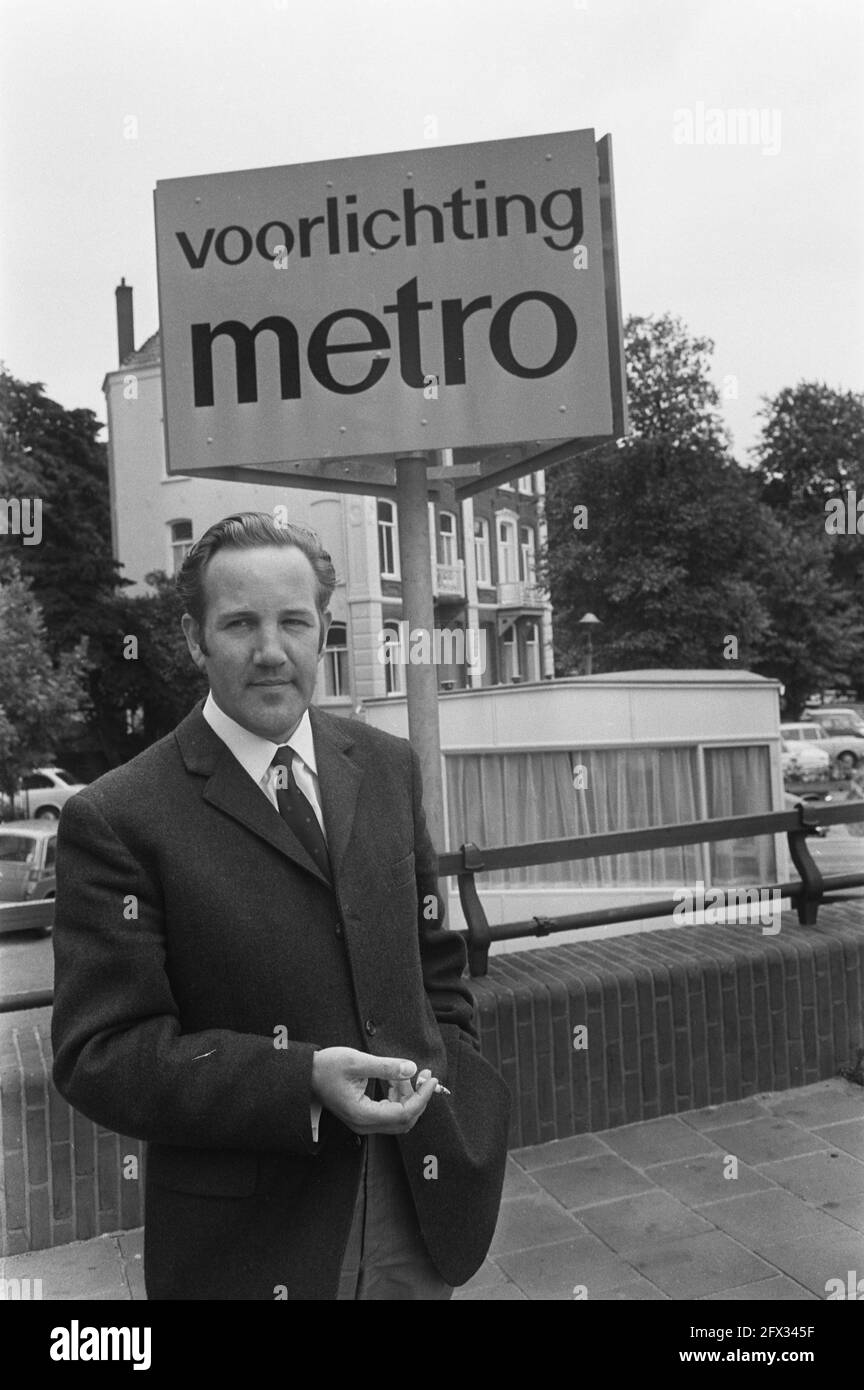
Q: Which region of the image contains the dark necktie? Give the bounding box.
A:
[271,747,332,881]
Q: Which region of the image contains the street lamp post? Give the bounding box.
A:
[578,611,601,676]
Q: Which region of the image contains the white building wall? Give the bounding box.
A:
[104,365,319,592]
[343,495,389,702]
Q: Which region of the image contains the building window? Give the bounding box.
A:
[533,470,545,492]
[383,620,404,695]
[377,500,399,577]
[525,621,541,681]
[704,745,776,883]
[499,480,515,491]
[517,473,533,494]
[497,517,519,583]
[445,746,704,890]
[473,517,491,585]
[502,624,520,681]
[519,526,536,583]
[322,622,348,698]
[169,519,193,574]
[446,743,776,892]
[439,512,458,566]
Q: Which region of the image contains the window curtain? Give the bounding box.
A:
[444,745,775,890]
[704,745,776,884]
[445,747,701,888]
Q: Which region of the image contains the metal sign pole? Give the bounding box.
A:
[395,452,445,852]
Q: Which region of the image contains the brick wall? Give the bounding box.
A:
[2,902,862,1253]
[0,1017,144,1256]
[471,904,864,1149]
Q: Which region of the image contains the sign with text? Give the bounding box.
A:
[154,129,618,473]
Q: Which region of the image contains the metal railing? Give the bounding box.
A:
[433,561,466,599]
[438,801,864,976]
[496,581,545,607]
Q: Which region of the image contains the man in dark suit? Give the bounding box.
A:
[52,510,510,1300]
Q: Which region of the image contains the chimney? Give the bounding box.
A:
[115,278,135,365]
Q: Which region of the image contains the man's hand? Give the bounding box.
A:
[311,1048,438,1135]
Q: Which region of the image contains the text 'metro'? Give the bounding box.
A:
[154,129,624,472]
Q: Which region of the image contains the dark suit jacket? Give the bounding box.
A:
[51,702,510,1300]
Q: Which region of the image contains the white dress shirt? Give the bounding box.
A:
[202,692,325,1140]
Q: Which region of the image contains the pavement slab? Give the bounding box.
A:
[1,1234,131,1301]
[501,1158,544,1198]
[820,1194,864,1232]
[699,1189,857,1253]
[454,1282,528,1300]
[680,1098,774,1131]
[627,1231,777,1299]
[768,1086,864,1128]
[752,1229,864,1297]
[589,1277,669,1300]
[117,1228,146,1300]
[758,1149,864,1205]
[699,1276,819,1301]
[706,1116,830,1165]
[598,1117,721,1166]
[577,1190,714,1255]
[509,1133,609,1170]
[811,1119,864,1160]
[646,1153,776,1207]
[455,1257,510,1293]
[488,1193,585,1255]
[496,1232,639,1300]
[531,1152,655,1208]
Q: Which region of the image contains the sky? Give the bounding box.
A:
[1,0,862,461]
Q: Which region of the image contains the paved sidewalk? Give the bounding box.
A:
[2,1077,862,1301]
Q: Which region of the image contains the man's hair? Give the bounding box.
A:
[176,511,337,627]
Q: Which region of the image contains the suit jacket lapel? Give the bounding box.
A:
[308,705,364,883]
[174,702,365,889]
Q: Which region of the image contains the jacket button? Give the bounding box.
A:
[364,1019,377,1036]
[335,923,343,937]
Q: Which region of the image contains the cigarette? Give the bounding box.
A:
[434,1084,451,1095]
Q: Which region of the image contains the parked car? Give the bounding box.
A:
[0,766,86,822]
[780,736,831,779]
[0,820,57,935]
[805,689,850,707]
[809,707,864,740]
[781,722,864,770]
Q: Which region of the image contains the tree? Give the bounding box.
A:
[624,313,730,449]
[753,382,864,519]
[752,382,864,705]
[544,319,864,710]
[0,368,123,652]
[0,368,212,769]
[543,314,768,674]
[0,567,91,804]
[749,524,864,718]
[92,571,208,762]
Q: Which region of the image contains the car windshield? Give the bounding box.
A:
[52,769,79,785]
[0,835,38,864]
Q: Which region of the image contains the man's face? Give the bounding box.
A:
[181,545,331,742]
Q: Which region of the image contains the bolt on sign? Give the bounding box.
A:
[154,128,625,477]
